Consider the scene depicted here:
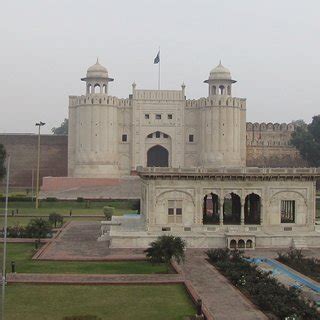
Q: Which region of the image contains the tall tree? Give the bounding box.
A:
[0,144,6,180]
[52,118,68,135]
[291,115,320,166]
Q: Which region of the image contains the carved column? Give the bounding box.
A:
[260,203,263,225]
[219,202,224,226]
[241,200,245,225]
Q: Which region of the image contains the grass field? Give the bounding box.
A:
[4,284,195,320]
[0,199,138,226]
[1,199,138,215]
[0,243,167,274]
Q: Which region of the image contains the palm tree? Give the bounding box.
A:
[144,235,186,272]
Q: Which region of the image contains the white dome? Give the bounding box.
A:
[86,59,108,78]
[209,61,232,80]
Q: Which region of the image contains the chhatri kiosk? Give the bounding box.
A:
[68,60,320,249]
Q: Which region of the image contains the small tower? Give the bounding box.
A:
[68,60,119,178]
[204,61,236,97]
[200,62,246,168]
[81,59,114,95]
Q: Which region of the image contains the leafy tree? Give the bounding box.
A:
[48,212,64,228]
[144,235,186,272]
[52,118,68,135]
[26,218,52,240]
[0,144,6,181]
[291,115,320,166]
[290,119,307,129]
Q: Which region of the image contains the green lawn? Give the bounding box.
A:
[0,199,138,226]
[1,216,104,227]
[1,199,138,216]
[4,284,195,320]
[1,243,167,274]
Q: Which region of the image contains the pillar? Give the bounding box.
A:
[219,202,224,226]
[260,203,263,225]
[241,200,245,225]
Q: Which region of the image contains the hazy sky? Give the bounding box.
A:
[1,0,319,134]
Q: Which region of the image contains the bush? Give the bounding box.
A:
[103,206,115,220]
[48,212,64,228]
[5,225,28,238]
[145,235,186,272]
[277,248,320,282]
[206,248,230,262]
[207,249,319,319]
[26,218,52,239]
[76,197,84,202]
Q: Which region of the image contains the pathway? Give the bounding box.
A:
[180,250,268,320]
[37,221,145,260]
[6,273,183,285]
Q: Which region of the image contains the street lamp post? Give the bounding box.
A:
[35,121,45,209]
[1,155,10,320]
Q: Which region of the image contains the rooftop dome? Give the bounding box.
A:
[86,59,108,78]
[209,61,232,80]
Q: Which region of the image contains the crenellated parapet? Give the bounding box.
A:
[246,122,295,132]
[246,122,295,147]
[185,96,246,109]
[69,95,131,107]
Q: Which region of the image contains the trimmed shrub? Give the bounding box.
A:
[26,218,52,239]
[103,206,115,220]
[48,212,64,228]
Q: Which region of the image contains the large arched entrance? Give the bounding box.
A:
[147,145,169,167]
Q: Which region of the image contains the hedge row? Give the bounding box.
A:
[207,249,319,320]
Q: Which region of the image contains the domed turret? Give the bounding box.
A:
[86,59,108,78]
[204,61,236,96]
[81,59,114,95]
[209,62,232,80]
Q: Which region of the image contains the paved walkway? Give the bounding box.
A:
[7,273,183,285]
[37,221,145,260]
[180,250,268,320]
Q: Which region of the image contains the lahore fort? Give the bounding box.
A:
[1,60,319,249]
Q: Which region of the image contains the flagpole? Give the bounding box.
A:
[158,48,160,90]
[1,155,10,320]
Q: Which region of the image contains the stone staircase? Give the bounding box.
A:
[292,238,308,249]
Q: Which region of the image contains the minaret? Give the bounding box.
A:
[200,62,246,167]
[68,60,120,178]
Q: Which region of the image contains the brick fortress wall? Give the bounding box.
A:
[246,122,306,167]
[0,134,68,189]
[0,123,306,187]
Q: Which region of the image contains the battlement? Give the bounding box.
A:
[185,97,246,108]
[133,89,184,101]
[69,95,131,107]
[137,166,320,179]
[246,122,295,132]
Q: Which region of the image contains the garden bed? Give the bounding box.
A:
[206,249,319,320]
[277,248,320,283]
